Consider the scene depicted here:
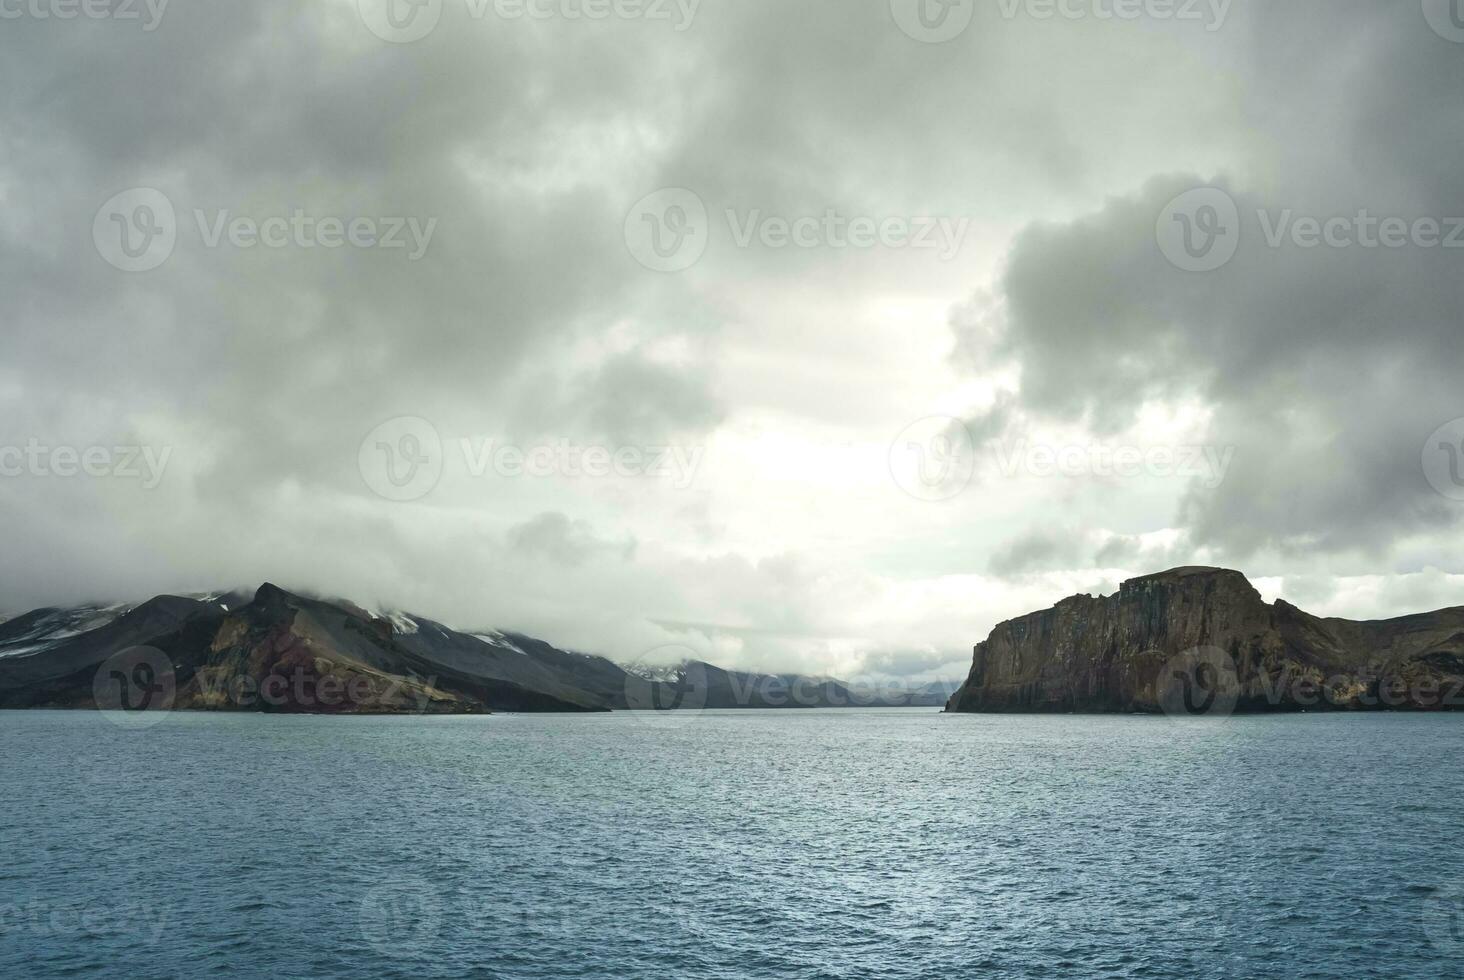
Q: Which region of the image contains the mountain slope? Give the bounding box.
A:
[946,567,1464,714]
[620,660,956,710]
[388,618,632,710]
[0,585,956,714]
[0,586,599,714]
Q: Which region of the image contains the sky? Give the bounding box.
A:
[3,0,1464,682]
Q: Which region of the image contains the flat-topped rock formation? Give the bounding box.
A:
[946,567,1464,714]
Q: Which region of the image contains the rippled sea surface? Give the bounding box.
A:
[4,709,1464,979]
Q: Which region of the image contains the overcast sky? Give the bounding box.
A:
[3,0,1463,681]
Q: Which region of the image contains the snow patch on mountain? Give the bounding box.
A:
[620,660,691,683]
[473,631,528,656]
[0,603,133,658]
[385,612,420,636]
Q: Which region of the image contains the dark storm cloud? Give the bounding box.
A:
[988,527,1076,577]
[0,0,719,460]
[2,0,1458,666]
[965,2,1464,561]
[0,0,732,607]
[507,512,636,567]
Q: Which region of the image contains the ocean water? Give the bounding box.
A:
[2,709,1462,979]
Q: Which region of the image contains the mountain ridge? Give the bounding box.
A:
[0,584,954,714]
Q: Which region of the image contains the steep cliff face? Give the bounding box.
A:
[946,567,1464,713]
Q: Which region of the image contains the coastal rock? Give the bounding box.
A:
[946,567,1464,714]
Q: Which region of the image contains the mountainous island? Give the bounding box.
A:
[0,584,951,715]
[945,567,1464,714]
[6,567,1460,717]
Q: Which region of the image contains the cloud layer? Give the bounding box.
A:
[2,0,1461,679]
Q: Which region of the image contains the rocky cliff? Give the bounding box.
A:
[946,567,1464,714]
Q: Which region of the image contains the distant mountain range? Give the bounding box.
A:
[0,585,955,715]
[946,567,1464,715]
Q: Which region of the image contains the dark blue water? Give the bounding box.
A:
[3,709,1462,979]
